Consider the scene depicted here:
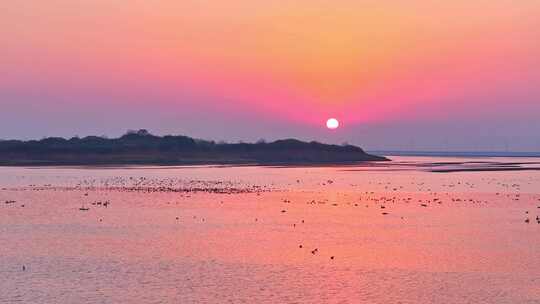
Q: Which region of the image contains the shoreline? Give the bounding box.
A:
[0,158,390,168]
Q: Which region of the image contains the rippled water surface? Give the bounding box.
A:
[1,157,540,303]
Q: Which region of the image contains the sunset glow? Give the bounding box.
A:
[1,0,539,150]
[2,2,540,302]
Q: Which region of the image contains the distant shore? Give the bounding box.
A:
[0,129,388,166]
[368,150,540,158]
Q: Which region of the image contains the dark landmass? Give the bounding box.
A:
[0,129,388,166]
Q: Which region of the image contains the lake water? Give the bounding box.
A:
[1,156,540,303]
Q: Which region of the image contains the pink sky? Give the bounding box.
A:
[1,0,539,150]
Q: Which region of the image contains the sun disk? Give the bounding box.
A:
[326,118,339,129]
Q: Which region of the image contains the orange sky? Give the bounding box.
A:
[1,0,539,149]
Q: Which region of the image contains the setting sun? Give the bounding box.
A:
[326,118,339,129]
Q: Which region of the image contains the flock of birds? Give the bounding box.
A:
[3,174,540,266]
[71,176,273,195]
